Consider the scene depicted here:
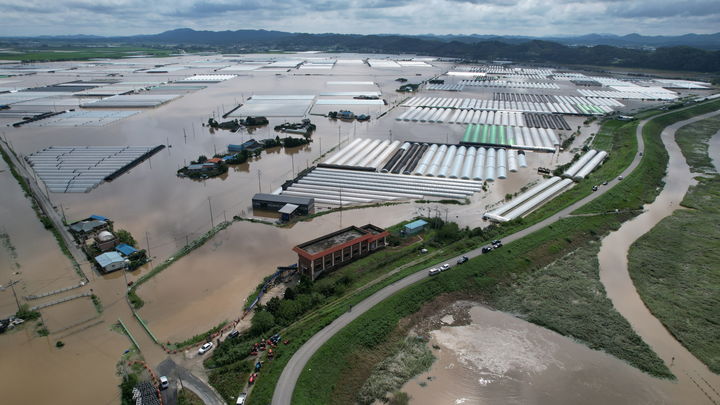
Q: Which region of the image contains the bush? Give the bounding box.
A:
[115,229,137,247]
[15,304,40,321]
[250,310,275,336]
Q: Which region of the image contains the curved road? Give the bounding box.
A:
[271,110,661,405]
[598,110,720,404]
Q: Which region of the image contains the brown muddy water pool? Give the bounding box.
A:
[402,305,674,405]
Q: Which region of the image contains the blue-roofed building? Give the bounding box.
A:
[403,219,429,235]
[115,243,138,256]
[89,214,109,221]
[95,251,128,273]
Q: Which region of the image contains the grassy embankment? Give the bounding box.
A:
[628,113,720,374]
[178,388,205,405]
[674,115,720,173]
[290,100,720,405]
[0,46,172,62]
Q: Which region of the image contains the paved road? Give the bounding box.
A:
[271,115,656,405]
[158,358,226,405]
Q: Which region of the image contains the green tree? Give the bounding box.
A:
[250,310,275,336]
[115,229,136,246]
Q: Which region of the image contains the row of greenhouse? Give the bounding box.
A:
[400,96,614,115]
[321,137,528,181]
[460,124,558,151]
[459,80,560,89]
[483,176,575,222]
[562,149,609,180]
[281,167,483,205]
[26,146,158,193]
[396,107,527,126]
[426,83,464,91]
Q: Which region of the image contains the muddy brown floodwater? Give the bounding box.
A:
[402,305,672,405]
[0,53,689,404]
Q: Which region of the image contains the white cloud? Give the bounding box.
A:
[0,0,717,36]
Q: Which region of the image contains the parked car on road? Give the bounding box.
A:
[228,330,240,339]
[482,246,493,254]
[429,268,441,276]
[198,342,214,355]
[159,376,169,390]
[457,256,469,264]
[236,392,247,405]
[440,263,450,271]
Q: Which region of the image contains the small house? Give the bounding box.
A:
[95,251,128,273]
[69,219,108,240]
[403,219,428,235]
[115,243,138,256]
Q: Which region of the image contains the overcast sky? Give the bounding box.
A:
[2,0,719,37]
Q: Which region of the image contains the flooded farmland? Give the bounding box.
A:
[0,51,704,404]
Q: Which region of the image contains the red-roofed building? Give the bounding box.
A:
[206,157,223,164]
[293,224,389,280]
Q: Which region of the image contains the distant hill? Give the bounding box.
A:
[2,28,720,73]
[414,32,720,50]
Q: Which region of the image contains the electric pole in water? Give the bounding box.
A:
[145,232,151,257]
[208,197,214,228]
[257,170,262,193]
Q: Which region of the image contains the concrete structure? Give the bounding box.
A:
[94,251,128,273]
[252,193,314,215]
[293,224,389,280]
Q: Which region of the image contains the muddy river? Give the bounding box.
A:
[597,112,720,404]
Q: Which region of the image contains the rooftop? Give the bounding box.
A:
[297,226,366,255]
[278,203,299,214]
[404,219,428,230]
[115,243,138,256]
[253,193,314,206]
[95,251,125,267]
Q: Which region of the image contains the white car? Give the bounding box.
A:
[440,263,450,271]
[198,342,214,355]
[428,268,441,276]
[236,392,247,405]
[159,376,169,390]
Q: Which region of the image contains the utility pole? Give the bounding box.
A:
[9,280,20,312]
[291,154,295,177]
[339,188,343,229]
[59,203,66,224]
[145,232,151,257]
[208,197,214,228]
[183,128,187,144]
[257,170,262,193]
[223,210,227,223]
